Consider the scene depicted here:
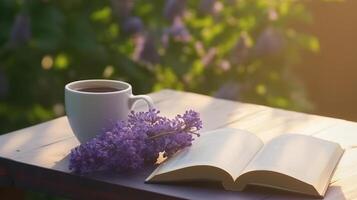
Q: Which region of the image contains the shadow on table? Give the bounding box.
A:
[157,181,347,199]
[52,154,347,200]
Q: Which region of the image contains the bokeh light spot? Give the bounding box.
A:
[103,65,114,78]
[41,55,53,70]
[54,54,69,69]
[256,84,267,95]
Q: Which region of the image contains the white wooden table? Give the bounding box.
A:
[0,89,356,199]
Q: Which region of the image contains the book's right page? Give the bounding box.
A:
[236,134,344,197]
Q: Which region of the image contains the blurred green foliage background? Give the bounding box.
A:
[0,0,318,133]
[0,0,322,198]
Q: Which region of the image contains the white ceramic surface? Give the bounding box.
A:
[65,79,153,143]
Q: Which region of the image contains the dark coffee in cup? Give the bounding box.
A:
[77,87,120,93]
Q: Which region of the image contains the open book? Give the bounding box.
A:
[146,128,344,197]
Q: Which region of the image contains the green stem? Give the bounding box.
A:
[148,129,199,140]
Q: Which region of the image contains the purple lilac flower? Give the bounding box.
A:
[169,17,191,42]
[133,34,160,65]
[201,48,217,67]
[231,33,250,65]
[214,81,240,100]
[199,0,216,15]
[123,17,144,35]
[254,27,285,56]
[135,35,160,65]
[69,109,202,174]
[9,14,31,46]
[199,0,223,16]
[163,0,186,22]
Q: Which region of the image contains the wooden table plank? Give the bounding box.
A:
[326,174,357,200]
[1,89,357,199]
[0,117,73,160]
[314,120,357,149]
[226,108,340,142]
[147,90,268,132]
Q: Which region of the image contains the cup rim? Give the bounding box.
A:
[65,79,132,94]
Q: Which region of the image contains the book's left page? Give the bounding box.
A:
[146,128,263,184]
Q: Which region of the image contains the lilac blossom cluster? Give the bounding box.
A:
[69,109,202,174]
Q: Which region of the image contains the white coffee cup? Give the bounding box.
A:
[65,79,153,143]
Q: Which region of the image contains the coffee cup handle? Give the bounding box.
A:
[129,95,154,110]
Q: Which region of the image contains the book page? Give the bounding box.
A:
[239,134,343,196]
[146,128,263,182]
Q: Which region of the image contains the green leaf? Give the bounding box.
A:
[91,6,112,23]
